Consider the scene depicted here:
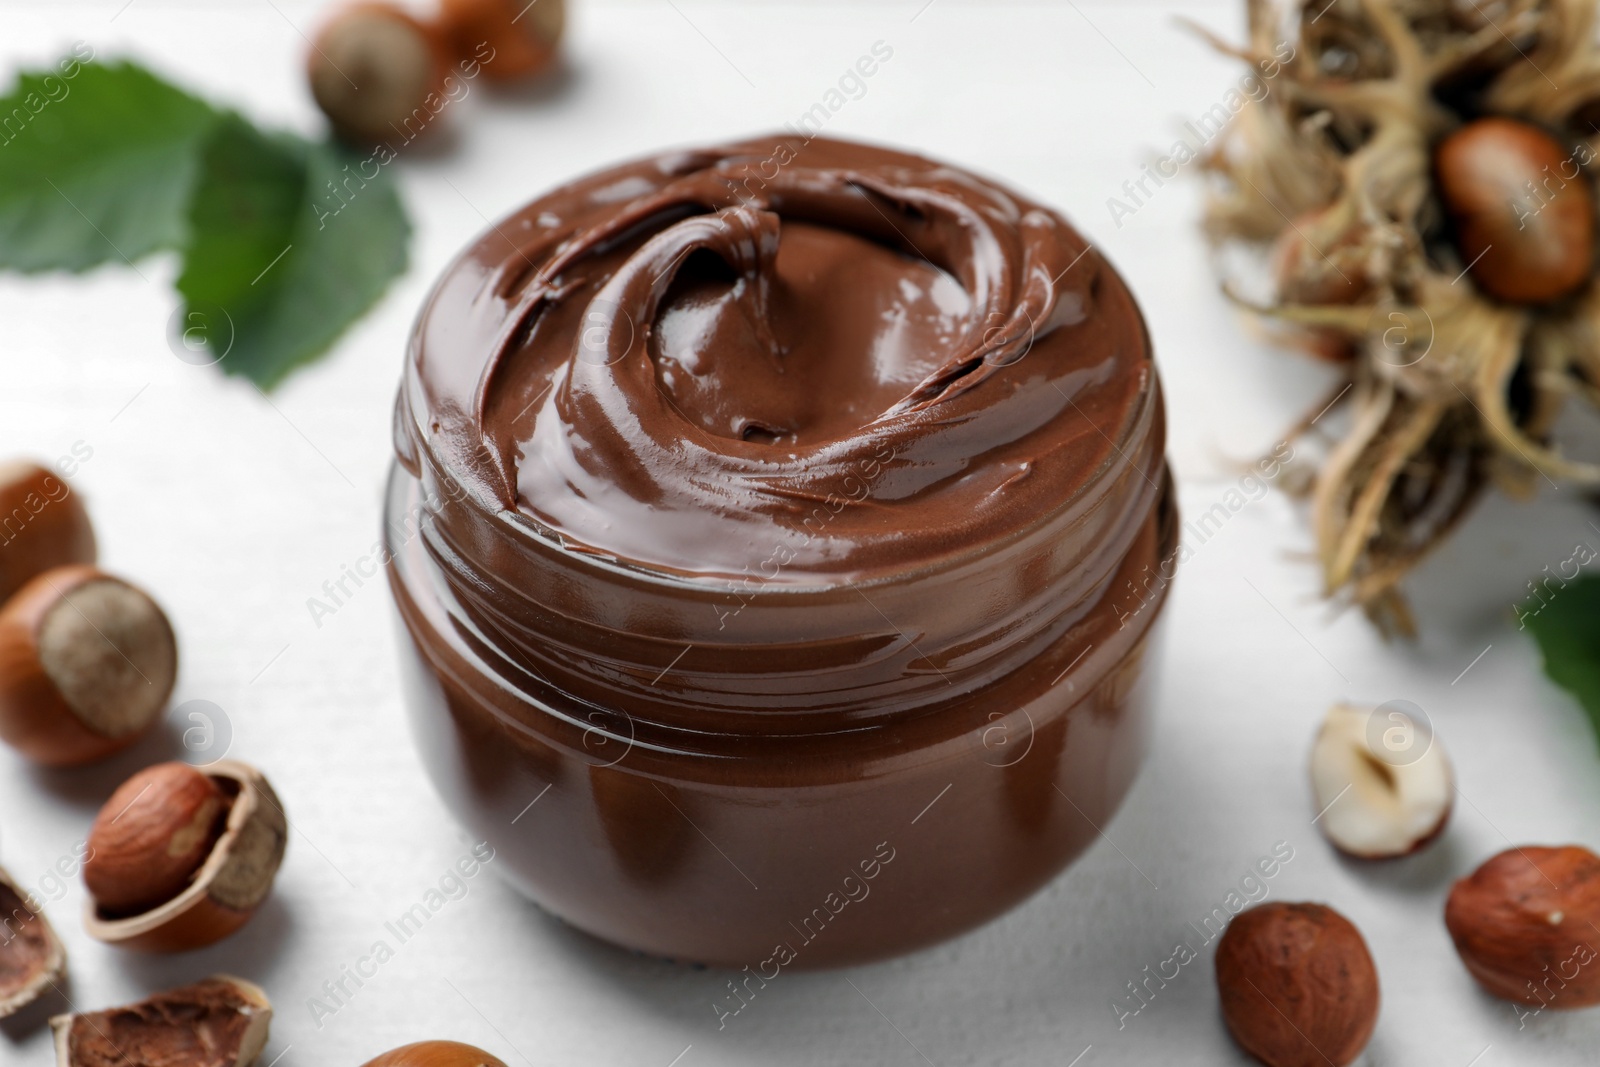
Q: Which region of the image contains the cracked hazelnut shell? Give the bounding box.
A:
[1214,902,1379,1067]
[0,564,177,767]
[0,460,95,606]
[0,864,67,1019]
[1445,844,1600,1007]
[51,975,271,1067]
[84,760,287,952]
[361,1041,510,1067]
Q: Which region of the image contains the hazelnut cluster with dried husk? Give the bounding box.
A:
[1200,0,1600,635]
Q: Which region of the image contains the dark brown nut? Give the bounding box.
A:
[0,864,67,1019]
[308,3,453,144]
[1435,117,1595,304]
[84,761,287,953]
[1445,844,1600,1007]
[1214,902,1380,1067]
[84,762,228,916]
[361,1041,510,1067]
[51,975,271,1067]
[439,0,564,83]
[0,565,177,767]
[0,460,95,606]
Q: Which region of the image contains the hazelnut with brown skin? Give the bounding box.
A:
[83,760,287,952]
[0,460,95,606]
[1445,845,1600,1008]
[361,1041,510,1067]
[1214,902,1380,1067]
[0,564,177,767]
[309,3,453,144]
[84,762,228,916]
[439,0,565,83]
[1435,117,1596,305]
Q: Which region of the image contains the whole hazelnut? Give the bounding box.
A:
[83,760,287,952]
[0,460,96,605]
[1309,702,1453,859]
[439,0,565,83]
[1214,902,1379,1067]
[309,3,453,144]
[84,762,228,916]
[1445,845,1600,1007]
[1435,117,1595,304]
[0,564,177,767]
[361,1040,510,1067]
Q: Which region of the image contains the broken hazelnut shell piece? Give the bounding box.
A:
[1309,702,1453,859]
[0,564,177,767]
[84,762,228,916]
[1214,902,1379,1067]
[0,460,96,606]
[1445,844,1600,1007]
[84,760,287,952]
[51,975,271,1067]
[0,864,67,1019]
[309,3,452,144]
[440,0,565,83]
[361,1040,510,1067]
[1434,117,1596,305]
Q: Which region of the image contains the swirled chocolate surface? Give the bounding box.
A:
[403,135,1156,582]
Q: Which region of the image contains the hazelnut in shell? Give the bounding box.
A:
[361,1041,510,1067]
[0,864,67,1019]
[1214,902,1379,1067]
[0,564,177,767]
[440,0,565,83]
[309,3,453,144]
[0,460,95,606]
[84,760,287,952]
[1445,844,1600,1008]
[51,975,271,1067]
[1434,117,1596,305]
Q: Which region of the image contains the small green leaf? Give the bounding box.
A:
[0,60,217,271]
[1522,573,1600,749]
[176,118,410,388]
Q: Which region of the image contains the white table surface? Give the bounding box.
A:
[3,1,1599,1064]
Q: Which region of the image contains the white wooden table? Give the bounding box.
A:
[2,2,1597,1063]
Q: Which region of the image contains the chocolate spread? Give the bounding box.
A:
[388,135,1174,967]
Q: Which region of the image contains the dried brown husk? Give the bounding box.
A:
[1201,0,1600,634]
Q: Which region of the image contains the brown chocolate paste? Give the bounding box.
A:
[390,135,1174,967]
[62,978,264,1067]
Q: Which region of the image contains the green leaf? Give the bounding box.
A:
[1522,573,1600,749]
[175,117,410,389]
[0,59,217,271]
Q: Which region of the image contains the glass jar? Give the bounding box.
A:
[385,136,1177,969]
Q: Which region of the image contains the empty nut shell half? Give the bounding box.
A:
[0,864,67,1019]
[361,1041,510,1067]
[0,564,177,767]
[51,975,271,1067]
[84,760,287,952]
